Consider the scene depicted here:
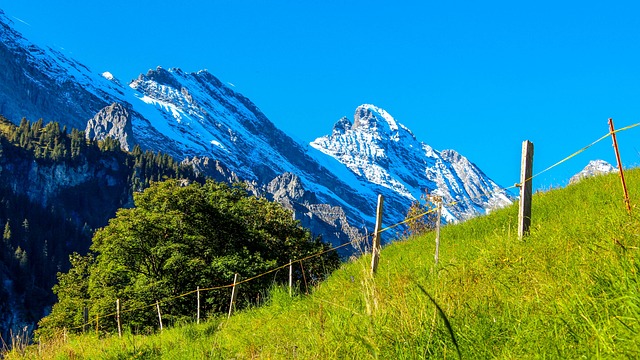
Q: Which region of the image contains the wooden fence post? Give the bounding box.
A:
[608,118,632,214]
[228,273,240,319]
[370,195,384,275]
[156,301,163,331]
[197,286,201,324]
[289,259,293,297]
[434,199,442,265]
[116,299,122,338]
[518,140,534,239]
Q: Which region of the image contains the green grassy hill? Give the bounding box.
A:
[8,169,640,359]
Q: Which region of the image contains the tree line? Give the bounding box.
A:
[0,116,340,339]
[0,116,199,338]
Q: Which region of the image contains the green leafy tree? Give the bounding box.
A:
[38,179,339,335]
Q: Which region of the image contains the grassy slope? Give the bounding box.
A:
[9,170,640,359]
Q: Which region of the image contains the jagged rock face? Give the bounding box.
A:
[570,160,617,184]
[0,152,129,213]
[86,103,135,150]
[258,173,361,256]
[266,173,316,205]
[181,156,240,184]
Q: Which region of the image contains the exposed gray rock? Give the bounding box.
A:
[266,172,315,205]
[85,103,135,151]
[181,156,240,184]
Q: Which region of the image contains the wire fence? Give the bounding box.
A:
[62,120,640,335]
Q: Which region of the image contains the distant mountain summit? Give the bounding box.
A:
[0,9,512,251]
[570,160,617,184]
[311,104,512,222]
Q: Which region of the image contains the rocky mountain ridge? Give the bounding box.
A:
[0,9,512,252]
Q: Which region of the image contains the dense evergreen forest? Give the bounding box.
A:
[0,116,201,337]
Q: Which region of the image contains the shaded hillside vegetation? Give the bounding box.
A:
[0,116,199,340]
[11,168,640,359]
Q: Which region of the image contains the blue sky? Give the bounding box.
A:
[2,1,640,192]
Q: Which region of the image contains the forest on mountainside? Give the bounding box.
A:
[0,116,200,339]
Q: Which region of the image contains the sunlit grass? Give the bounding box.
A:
[7,169,640,359]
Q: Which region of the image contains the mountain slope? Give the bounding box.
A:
[0,9,511,251]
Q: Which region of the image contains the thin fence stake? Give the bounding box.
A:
[289,259,293,297]
[116,299,122,338]
[300,261,309,295]
[609,118,632,214]
[434,199,442,265]
[156,301,163,331]
[370,194,384,275]
[197,286,201,324]
[228,273,240,319]
[518,140,534,239]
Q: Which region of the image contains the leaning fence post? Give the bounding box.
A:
[370,194,384,275]
[608,118,632,214]
[228,273,240,318]
[518,140,534,239]
[156,301,163,331]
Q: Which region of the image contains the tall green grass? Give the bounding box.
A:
[7,170,640,359]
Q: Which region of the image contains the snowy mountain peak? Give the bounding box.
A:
[570,160,617,184]
[311,104,512,223]
[353,104,399,134]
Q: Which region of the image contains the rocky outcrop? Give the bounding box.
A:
[85,103,135,151]
[0,149,130,222]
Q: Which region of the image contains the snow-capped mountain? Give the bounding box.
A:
[311,104,512,223]
[569,160,617,184]
[0,9,512,251]
[0,11,121,130]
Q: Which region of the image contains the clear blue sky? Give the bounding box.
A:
[2,1,640,192]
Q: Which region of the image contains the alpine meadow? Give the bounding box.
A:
[5,168,640,358]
